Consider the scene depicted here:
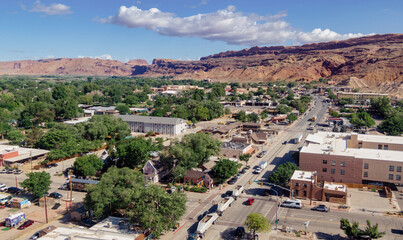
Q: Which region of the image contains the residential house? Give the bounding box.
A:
[142,160,169,183]
[184,170,213,188]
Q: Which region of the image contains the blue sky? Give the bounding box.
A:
[0,0,402,63]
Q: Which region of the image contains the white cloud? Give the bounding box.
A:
[100,5,365,46]
[78,54,114,60]
[30,0,72,15]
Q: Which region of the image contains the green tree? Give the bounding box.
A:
[340,218,362,239]
[268,162,299,187]
[195,105,209,121]
[276,104,292,114]
[7,130,25,145]
[379,112,403,136]
[213,158,240,183]
[84,167,186,237]
[371,97,394,118]
[25,128,44,147]
[245,213,271,238]
[123,95,139,106]
[54,99,80,119]
[169,132,221,170]
[116,103,130,115]
[350,111,375,128]
[239,153,251,165]
[287,113,298,123]
[115,137,157,169]
[73,154,104,177]
[224,107,231,115]
[247,113,260,123]
[20,171,52,198]
[235,110,247,122]
[363,220,385,239]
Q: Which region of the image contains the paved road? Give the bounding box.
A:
[278,206,403,240]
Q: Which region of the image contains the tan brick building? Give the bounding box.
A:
[300,132,403,185]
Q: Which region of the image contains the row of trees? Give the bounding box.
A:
[371,97,403,136]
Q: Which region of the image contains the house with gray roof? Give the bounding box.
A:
[116,115,187,135]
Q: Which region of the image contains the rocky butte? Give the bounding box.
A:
[0,34,401,96]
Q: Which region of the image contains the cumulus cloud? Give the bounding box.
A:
[30,0,72,15]
[78,54,114,60]
[100,5,364,46]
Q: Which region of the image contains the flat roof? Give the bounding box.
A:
[116,115,185,125]
[38,226,137,240]
[336,92,389,96]
[357,134,403,145]
[291,170,314,182]
[0,145,49,163]
[301,132,403,162]
[324,182,347,192]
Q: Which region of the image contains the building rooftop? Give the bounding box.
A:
[324,182,347,192]
[336,92,389,96]
[301,132,403,162]
[38,217,140,240]
[222,142,250,151]
[63,117,91,125]
[291,170,315,182]
[116,115,185,125]
[0,145,49,163]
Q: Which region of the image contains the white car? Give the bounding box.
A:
[253,168,262,174]
[0,183,7,192]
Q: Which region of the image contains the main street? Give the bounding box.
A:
[165,95,403,240]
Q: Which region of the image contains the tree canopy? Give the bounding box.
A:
[268,162,299,187]
[115,137,157,169]
[84,167,186,237]
[213,158,240,184]
[73,154,104,178]
[245,213,271,238]
[379,112,403,136]
[20,171,52,198]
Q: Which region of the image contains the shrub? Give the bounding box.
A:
[189,186,207,193]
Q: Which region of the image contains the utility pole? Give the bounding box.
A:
[44,193,48,224]
[15,176,17,188]
[69,169,73,210]
[30,150,33,172]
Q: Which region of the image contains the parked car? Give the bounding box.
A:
[245,165,251,170]
[246,198,255,205]
[240,168,246,174]
[227,178,237,185]
[235,226,245,237]
[14,169,23,175]
[280,199,302,209]
[29,232,40,240]
[282,141,287,145]
[49,163,58,167]
[311,205,329,212]
[7,169,14,174]
[0,221,5,226]
[7,187,22,195]
[0,169,7,174]
[18,220,34,230]
[48,192,63,199]
[0,205,5,209]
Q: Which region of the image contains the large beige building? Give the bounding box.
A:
[336,92,389,101]
[300,132,403,185]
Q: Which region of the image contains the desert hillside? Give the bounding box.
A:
[0,34,401,96]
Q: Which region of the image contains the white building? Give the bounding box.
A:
[117,115,187,135]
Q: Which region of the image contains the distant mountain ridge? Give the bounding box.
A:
[0,34,402,89]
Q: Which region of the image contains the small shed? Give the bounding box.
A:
[11,198,31,209]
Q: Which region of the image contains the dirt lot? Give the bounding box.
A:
[0,199,66,240]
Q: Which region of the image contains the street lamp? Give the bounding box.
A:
[271,188,280,230]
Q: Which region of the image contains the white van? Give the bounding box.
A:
[280,199,302,209]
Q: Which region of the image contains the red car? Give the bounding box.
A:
[18,220,34,230]
[0,221,5,226]
[0,205,5,209]
[246,198,255,205]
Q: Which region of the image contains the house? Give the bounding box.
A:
[250,132,268,144]
[86,106,119,116]
[271,115,287,123]
[242,123,262,132]
[184,170,213,188]
[142,160,169,183]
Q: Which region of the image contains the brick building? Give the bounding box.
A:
[300,132,403,185]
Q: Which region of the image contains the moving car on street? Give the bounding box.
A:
[311,205,329,212]
[246,198,255,205]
